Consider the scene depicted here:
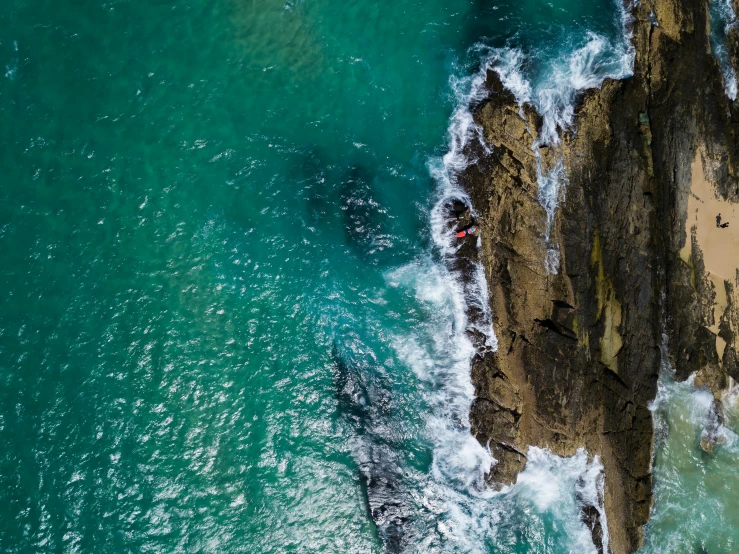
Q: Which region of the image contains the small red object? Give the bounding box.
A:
[456,226,476,238]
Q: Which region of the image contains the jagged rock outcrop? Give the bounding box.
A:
[463,1,739,553]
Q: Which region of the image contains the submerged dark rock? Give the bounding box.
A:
[331,344,409,551]
[461,0,739,552]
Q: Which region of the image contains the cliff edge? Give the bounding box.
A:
[463,0,739,552]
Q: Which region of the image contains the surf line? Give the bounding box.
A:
[424,45,501,495]
[424,0,638,493]
[406,3,639,550]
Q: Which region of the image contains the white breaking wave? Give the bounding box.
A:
[575,454,610,553]
[380,27,620,549]
[531,31,634,148]
[650,370,739,452]
[384,44,501,551]
[392,45,503,501]
[514,447,608,554]
[709,0,739,100]
[485,1,635,273]
[469,260,497,350]
[421,24,507,492]
[641,343,739,551]
[387,255,612,552]
[647,337,739,459]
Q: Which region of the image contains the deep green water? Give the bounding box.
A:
[1,0,738,552]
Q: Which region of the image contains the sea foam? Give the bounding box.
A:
[485,1,635,273]
[709,0,739,100]
[380,21,622,547]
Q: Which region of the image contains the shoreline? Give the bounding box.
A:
[460,0,739,552]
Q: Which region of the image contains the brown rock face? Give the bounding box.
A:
[462,1,739,553]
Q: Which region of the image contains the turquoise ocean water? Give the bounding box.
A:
[1,0,738,552]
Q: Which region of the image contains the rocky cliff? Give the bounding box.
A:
[461,1,739,552]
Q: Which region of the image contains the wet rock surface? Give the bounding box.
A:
[461,1,739,553]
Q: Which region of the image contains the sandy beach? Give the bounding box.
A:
[680,151,739,358]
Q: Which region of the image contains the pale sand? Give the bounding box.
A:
[680,151,739,359]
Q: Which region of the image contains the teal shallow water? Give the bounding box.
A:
[1,1,737,552]
[639,371,739,554]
